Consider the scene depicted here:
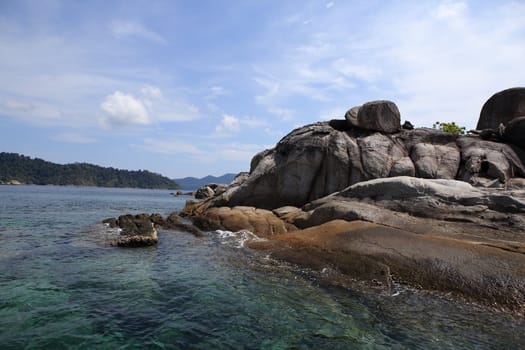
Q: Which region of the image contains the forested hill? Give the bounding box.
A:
[0,153,179,189]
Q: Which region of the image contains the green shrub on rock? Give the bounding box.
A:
[432,121,466,135]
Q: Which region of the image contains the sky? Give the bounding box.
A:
[1,0,524,178]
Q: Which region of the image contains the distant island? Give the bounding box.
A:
[175,173,237,190]
[0,152,180,189]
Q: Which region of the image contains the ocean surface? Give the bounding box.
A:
[0,185,524,349]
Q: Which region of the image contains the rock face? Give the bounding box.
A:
[201,122,525,210]
[477,87,525,130]
[180,92,525,313]
[248,220,525,312]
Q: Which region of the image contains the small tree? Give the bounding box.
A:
[432,121,466,135]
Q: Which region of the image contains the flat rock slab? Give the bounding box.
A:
[249,220,525,314]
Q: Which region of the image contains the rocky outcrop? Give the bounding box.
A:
[180,90,525,313]
[197,123,524,210]
[103,212,201,247]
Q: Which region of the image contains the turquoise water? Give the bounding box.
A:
[0,185,524,349]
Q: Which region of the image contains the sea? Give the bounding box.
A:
[0,185,524,349]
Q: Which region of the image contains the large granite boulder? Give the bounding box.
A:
[355,100,401,133]
[477,87,525,130]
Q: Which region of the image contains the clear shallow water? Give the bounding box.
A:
[0,185,524,349]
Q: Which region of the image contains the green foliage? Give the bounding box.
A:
[0,152,180,189]
[432,121,466,135]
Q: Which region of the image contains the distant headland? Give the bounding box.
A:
[0,152,179,189]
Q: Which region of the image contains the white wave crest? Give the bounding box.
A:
[214,229,267,248]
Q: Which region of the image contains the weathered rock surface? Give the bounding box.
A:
[355,100,401,133]
[182,204,289,238]
[477,87,525,130]
[248,220,525,312]
[198,122,525,210]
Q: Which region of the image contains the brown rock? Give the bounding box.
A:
[190,206,288,238]
[250,219,525,312]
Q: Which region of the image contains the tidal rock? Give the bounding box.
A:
[355,100,401,133]
[477,87,525,130]
[250,219,525,312]
[189,206,288,238]
[112,214,158,247]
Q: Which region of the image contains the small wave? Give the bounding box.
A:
[213,229,267,248]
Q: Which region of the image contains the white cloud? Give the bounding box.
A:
[433,1,467,19]
[141,85,162,99]
[214,114,266,136]
[206,85,229,99]
[326,2,334,9]
[215,114,241,134]
[100,91,151,126]
[253,1,525,130]
[110,20,166,44]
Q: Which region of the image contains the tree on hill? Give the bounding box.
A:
[0,152,179,189]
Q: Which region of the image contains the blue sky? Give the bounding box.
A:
[1,0,524,178]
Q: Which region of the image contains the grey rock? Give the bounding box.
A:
[195,185,215,199]
[356,100,401,133]
[503,116,525,149]
[457,137,525,184]
[477,87,525,130]
[344,105,360,128]
[410,143,460,179]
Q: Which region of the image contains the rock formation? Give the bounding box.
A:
[103,212,200,247]
[180,89,525,313]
